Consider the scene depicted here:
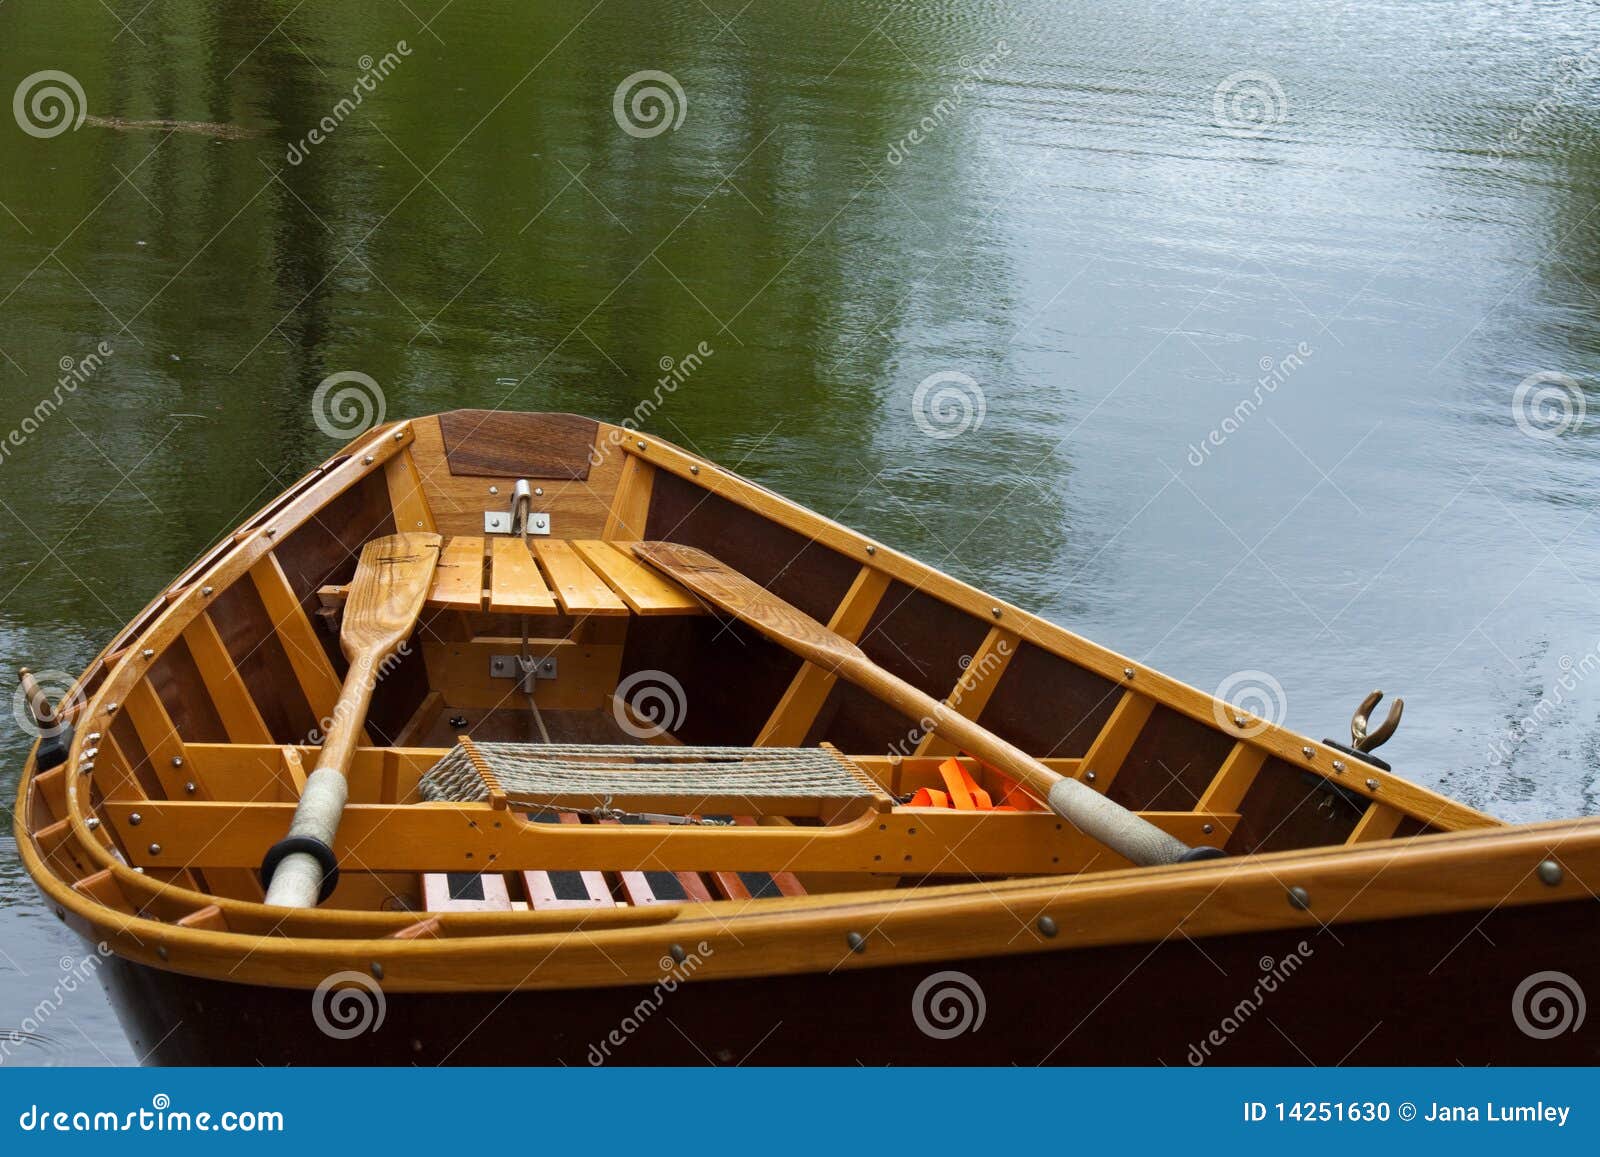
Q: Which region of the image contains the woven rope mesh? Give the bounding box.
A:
[417,743,879,804]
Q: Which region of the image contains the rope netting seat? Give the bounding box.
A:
[417,740,884,808]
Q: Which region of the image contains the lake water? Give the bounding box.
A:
[2,0,1598,1064]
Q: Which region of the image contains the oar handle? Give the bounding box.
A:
[261,649,379,907]
[843,654,1219,868]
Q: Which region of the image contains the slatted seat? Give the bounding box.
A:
[708,817,806,900]
[603,816,715,905]
[318,537,702,619]
[518,813,613,909]
[422,871,513,912]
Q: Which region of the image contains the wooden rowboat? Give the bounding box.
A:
[14,411,1599,1065]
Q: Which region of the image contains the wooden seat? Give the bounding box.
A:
[318,535,703,620]
[518,813,613,909]
[707,817,806,900]
[603,816,714,905]
[421,871,513,912]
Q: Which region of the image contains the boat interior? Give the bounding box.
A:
[20,410,1501,938]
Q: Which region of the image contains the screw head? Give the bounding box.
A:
[1084,770,1097,783]
[488,485,499,495]
[201,586,214,597]
[1233,715,1248,727]
[1287,885,1311,910]
[85,817,100,830]
[1202,823,1214,835]
[689,464,700,475]
[156,946,169,961]
[865,544,876,555]
[1537,859,1563,887]
[148,843,162,856]
[1037,915,1058,938]
[1301,746,1314,758]
[990,606,1002,619]
[636,440,646,450]
[534,487,544,497]
[171,756,184,768]
[362,455,374,465]
[394,429,405,440]
[1332,759,1346,773]
[669,943,687,964]
[845,931,866,953]
[1123,667,1135,679]
[184,781,197,794]
[141,648,155,659]
[129,813,142,826]
[1365,778,1379,791]
[370,962,384,980]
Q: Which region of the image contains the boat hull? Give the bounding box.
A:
[97,894,1598,1066]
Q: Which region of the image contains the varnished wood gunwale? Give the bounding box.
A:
[14,410,1555,1003]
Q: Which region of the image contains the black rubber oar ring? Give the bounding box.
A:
[259,836,340,904]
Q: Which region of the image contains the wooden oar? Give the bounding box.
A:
[262,532,442,907]
[633,541,1223,868]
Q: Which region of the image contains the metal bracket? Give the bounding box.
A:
[484,510,550,536]
[489,654,557,681]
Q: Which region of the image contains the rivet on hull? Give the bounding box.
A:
[845,932,866,953]
[1287,886,1311,910]
[1537,860,1563,887]
[148,843,162,856]
[370,962,384,980]
[669,944,687,964]
[1037,915,1058,938]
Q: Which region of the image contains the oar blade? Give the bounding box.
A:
[340,532,443,656]
[632,541,858,669]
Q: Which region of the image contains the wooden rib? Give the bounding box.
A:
[915,626,1019,757]
[175,904,228,931]
[181,613,272,743]
[1078,689,1156,793]
[601,453,655,541]
[531,539,627,616]
[389,916,443,940]
[570,539,702,615]
[756,566,891,746]
[487,537,559,614]
[383,451,436,533]
[429,536,487,612]
[121,679,193,799]
[249,553,360,735]
[1195,742,1269,814]
[1347,802,1405,844]
[93,729,145,802]
[278,746,308,800]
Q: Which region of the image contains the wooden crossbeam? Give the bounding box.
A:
[100,799,1234,875]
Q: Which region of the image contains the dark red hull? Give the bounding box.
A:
[98,896,1599,1066]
